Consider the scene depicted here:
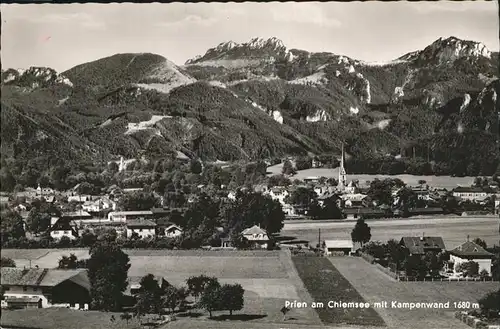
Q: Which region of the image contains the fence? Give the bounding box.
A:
[358,253,499,282]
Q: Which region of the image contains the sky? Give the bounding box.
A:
[1,2,499,72]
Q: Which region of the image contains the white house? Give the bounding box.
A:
[49,217,78,240]
[82,198,116,213]
[449,241,494,276]
[266,187,289,205]
[164,224,182,238]
[107,210,153,222]
[1,268,90,309]
[324,240,354,256]
[241,225,269,249]
[126,219,156,239]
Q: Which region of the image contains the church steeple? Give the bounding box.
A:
[338,144,347,191]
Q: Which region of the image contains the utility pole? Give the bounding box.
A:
[318,228,321,249]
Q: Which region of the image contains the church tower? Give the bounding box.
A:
[338,144,347,192]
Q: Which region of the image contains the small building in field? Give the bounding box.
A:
[241,225,269,249]
[400,235,446,256]
[324,240,354,256]
[126,219,156,239]
[449,241,494,276]
[128,276,169,296]
[1,268,90,309]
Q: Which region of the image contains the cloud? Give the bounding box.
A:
[268,3,342,28]
[155,14,218,28]
[7,11,106,30]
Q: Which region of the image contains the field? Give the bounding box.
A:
[1,249,321,327]
[267,164,475,189]
[282,217,500,249]
[329,257,499,329]
[292,256,386,327]
[1,308,143,329]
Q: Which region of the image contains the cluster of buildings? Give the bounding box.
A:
[259,147,500,220]
[323,235,495,277]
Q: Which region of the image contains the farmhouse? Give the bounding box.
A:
[400,236,446,256]
[324,240,354,256]
[1,268,90,309]
[50,217,79,240]
[107,210,153,222]
[241,225,269,249]
[449,241,494,276]
[126,219,156,239]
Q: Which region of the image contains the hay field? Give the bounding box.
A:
[1,249,321,326]
[329,257,498,329]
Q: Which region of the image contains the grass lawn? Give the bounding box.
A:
[291,256,386,327]
[0,308,144,329]
[329,257,499,329]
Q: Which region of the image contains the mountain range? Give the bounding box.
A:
[1,36,499,176]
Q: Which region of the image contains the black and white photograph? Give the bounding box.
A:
[0,1,499,329]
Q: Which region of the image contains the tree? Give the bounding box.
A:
[222,191,285,236]
[351,219,371,246]
[120,312,132,325]
[423,251,443,278]
[286,187,318,215]
[472,238,487,249]
[386,239,407,270]
[134,274,163,315]
[396,186,417,217]
[163,285,188,313]
[81,230,98,247]
[198,284,222,318]
[117,192,160,211]
[478,289,500,319]
[315,197,342,220]
[282,160,296,176]
[0,257,16,267]
[267,174,291,187]
[186,275,219,302]
[367,179,395,207]
[479,269,490,279]
[295,156,312,171]
[403,255,428,279]
[27,209,51,234]
[456,261,480,277]
[190,160,203,175]
[58,254,78,269]
[219,284,244,316]
[1,209,25,241]
[418,179,427,187]
[0,167,16,192]
[87,242,131,311]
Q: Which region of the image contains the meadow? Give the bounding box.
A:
[267,164,475,189]
[329,257,499,329]
[292,256,386,327]
[1,249,321,327]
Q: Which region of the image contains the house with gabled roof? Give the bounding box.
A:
[241,225,269,249]
[126,219,156,239]
[399,235,446,256]
[449,240,494,276]
[1,268,90,309]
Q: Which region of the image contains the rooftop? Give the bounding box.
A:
[449,241,494,258]
[324,240,353,249]
[1,268,89,289]
[126,219,157,227]
[400,236,446,254]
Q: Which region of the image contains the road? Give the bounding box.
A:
[282,216,500,248]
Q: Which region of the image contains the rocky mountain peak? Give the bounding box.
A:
[400,36,491,64]
[1,66,73,88]
[185,36,289,64]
